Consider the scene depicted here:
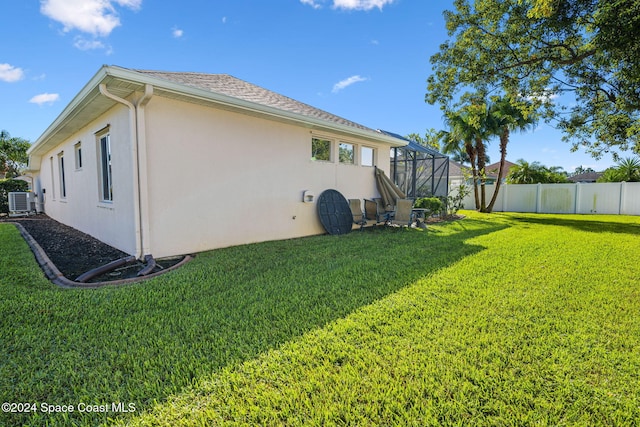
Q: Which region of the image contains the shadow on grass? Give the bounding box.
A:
[1,218,507,427]
[509,214,640,236]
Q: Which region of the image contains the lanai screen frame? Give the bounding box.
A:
[379,130,450,199]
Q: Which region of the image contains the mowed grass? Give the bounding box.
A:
[1,212,639,426]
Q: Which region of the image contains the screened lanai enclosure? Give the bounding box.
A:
[379,130,449,199]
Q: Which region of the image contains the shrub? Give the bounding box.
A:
[0,179,29,214]
[446,183,471,216]
[413,197,444,216]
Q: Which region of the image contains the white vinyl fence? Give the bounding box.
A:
[461,182,640,215]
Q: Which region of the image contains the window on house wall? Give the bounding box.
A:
[49,157,56,200]
[361,146,375,166]
[58,152,66,198]
[74,142,82,170]
[98,133,113,202]
[311,137,332,161]
[339,142,354,164]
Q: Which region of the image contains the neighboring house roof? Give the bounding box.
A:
[28,65,406,169]
[448,160,468,178]
[568,171,603,183]
[485,160,517,179]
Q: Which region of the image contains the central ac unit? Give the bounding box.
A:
[8,192,35,217]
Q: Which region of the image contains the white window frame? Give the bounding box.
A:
[338,142,355,164]
[74,142,83,170]
[311,137,333,162]
[361,146,375,167]
[58,151,66,199]
[98,132,113,202]
[49,157,56,201]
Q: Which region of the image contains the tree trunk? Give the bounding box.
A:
[465,143,480,210]
[486,128,509,213]
[475,138,488,212]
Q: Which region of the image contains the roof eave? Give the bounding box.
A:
[106,67,406,147]
[27,65,407,167]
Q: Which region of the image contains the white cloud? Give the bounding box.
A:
[29,93,60,106]
[222,16,227,24]
[0,64,24,82]
[300,0,322,9]
[332,75,368,93]
[172,27,184,38]
[525,90,559,103]
[332,0,396,10]
[40,0,142,37]
[301,0,395,10]
[74,37,106,50]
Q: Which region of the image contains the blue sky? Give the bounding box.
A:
[0,0,622,172]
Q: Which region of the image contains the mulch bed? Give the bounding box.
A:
[2,212,464,283]
[3,214,131,280]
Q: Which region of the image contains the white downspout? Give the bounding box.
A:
[136,84,154,257]
[99,83,153,260]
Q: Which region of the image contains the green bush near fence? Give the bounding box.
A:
[413,196,444,216]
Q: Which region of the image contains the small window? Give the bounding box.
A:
[74,142,82,170]
[98,133,113,202]
[339,142,354,164]
[58,152,66,198]
[361,146,374,167]
[49,157,56,200]
[311,137,331,162]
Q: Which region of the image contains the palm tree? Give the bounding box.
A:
[485,97,537,212]
[442,111,480,209]
[598,157,640,182]
[614,157,640,182]
[506,159,548,184]
[465,101,494,212]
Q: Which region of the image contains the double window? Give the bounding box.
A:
[311,137,376,166]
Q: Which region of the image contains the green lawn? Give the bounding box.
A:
[1,212,639,426]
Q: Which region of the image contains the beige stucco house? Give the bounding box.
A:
[26,65,406,259]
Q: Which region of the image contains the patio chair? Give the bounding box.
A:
[389,199,414,227]
[349,199,368,230]
[364,198,388,224]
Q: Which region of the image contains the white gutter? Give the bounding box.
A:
[98,83,153,260]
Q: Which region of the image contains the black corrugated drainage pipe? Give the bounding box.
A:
[136,254,157,276]
[75,256,137,283]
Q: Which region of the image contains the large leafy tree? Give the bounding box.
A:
[0,130,30,178]
[426,0,640,159]
[406,129,441,150]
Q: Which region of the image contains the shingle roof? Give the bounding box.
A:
[133,69,374,133]
[567,171,603,182]
[448,160,469,177]
[485,160,517,178]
